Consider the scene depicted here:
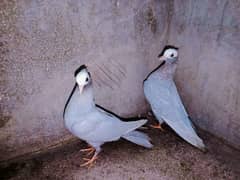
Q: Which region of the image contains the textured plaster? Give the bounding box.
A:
[0,0,240,162]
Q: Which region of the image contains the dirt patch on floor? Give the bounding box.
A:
[0,125,239,180]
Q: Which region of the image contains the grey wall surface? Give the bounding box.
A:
[168,0,240,149]
[0,0,239,162]
[0,0,170,161]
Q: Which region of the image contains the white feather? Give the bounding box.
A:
[64,82,152,150]
[144,74,205,150]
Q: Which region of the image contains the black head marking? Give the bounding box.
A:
[74,64,87,77]
[143,60,166,82]
[158,45,179,57]
[88,72,91,78]
[63,83,77,118]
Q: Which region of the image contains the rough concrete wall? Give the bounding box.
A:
[168,0,240,149]
[0,0,170,161]
[1,0,239,162]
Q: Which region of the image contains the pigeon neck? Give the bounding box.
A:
[77,83,95,111]
[157,62,177,79]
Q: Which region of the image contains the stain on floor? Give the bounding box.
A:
[0,126,239,180]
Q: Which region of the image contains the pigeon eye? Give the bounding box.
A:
[85,77,89,82]
[170,53,174,57]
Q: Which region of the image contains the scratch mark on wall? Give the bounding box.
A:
[165,0,174,44]
[111,60,126,78]
[216,0,228,44]
[98,64,119,87]
[102,62,122,82]
[92,58,127,90]
[94,64,114,90]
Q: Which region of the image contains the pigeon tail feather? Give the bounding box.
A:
[122,130,153,148]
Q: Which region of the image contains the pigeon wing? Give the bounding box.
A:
[71,109,146,143]
[144,78,205,149]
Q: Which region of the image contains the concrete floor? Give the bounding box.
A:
[1,125,240,180]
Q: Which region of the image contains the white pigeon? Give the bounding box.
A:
[64,65,152,167]
[143,46,205,151]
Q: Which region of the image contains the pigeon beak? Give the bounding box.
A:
[158,55,166,61]
[79,85,84,94]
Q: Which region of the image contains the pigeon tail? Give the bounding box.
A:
[190,136,206,152]
[122,130,153,148]
[168,120,206,151]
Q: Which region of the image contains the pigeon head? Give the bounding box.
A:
[158,46,178,63]
[74,65,91,94]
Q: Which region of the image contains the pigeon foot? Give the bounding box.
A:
[150,123,165,131]
[81,154,98,168]
[80,147,95,156]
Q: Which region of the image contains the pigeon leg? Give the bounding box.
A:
[150,123,165,131]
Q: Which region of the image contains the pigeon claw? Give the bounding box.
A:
[150,123,165,131]
[80,147,95,155]
[81,155,98,168]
